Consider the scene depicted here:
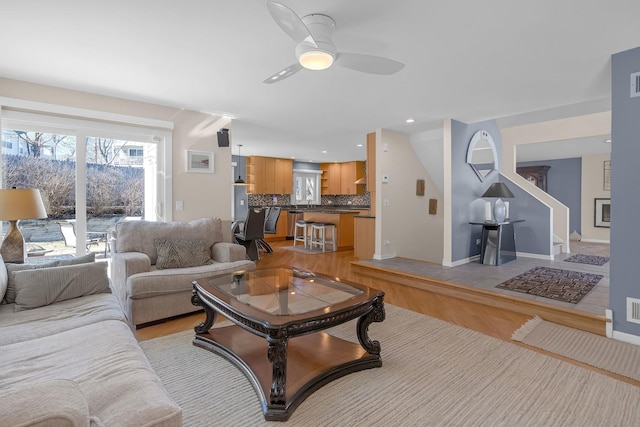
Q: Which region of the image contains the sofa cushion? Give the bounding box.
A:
[155,239,213,270]
[115,217,223,264]
[0,379,90,427]
[127,259,256,299]
[13,262,111,311]
[0,320,182,427]
[3,253,96,304]
[0,293,125,346]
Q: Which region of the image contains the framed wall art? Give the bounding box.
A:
[594,198,611,228]
[603,160,611,191]
[186,150,214,173]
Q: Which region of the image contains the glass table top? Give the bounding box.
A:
[203,268,363,316]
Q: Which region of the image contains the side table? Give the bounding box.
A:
[470,220,525,266]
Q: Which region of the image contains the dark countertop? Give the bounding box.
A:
[250,205,369,213]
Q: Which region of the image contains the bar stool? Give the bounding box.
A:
[310,222,336,252]
[293,220,314,248]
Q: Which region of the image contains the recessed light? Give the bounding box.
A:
[405,118,415,123]
[322,150,327,154]
[605,139,612,143]
[356,144,363,147]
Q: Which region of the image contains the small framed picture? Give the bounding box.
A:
[594,198,611,228]
[186,150,214,173]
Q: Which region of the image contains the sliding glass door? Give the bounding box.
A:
[1,111,169,258]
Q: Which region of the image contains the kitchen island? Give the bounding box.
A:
[300,210,360,250]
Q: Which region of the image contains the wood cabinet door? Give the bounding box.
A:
[275,158,293,194]
[341,162,356,194]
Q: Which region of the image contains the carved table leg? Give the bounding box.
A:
[267,338,287,406]
[192,285,217,334]
[356,295,385,355]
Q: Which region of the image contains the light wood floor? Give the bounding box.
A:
[134,240,638,387]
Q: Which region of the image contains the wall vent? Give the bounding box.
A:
[631,72,640,98]
[626,297,640,324]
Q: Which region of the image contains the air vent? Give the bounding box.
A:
[631,72,640,98]
[626,297,640,324]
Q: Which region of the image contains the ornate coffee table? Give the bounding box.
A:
[191,267,385,421]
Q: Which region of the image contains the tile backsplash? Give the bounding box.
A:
[249,193,370,207]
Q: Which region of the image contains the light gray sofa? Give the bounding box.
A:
[111,217,255,327]
[0,254,182,427]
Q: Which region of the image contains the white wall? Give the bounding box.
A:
[0,78,232,222]
[581,153,611,242]
[376,128,443,263]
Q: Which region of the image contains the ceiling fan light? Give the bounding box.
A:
[299,50,334,70]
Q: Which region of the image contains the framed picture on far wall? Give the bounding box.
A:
[603,160,611,191]
[594,198,611,228]
[186,150,214,173]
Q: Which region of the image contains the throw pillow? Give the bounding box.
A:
[58,252,96,266]
[3,253,96,304]
[0,255,7,303]
[155,239,213,269]
[13,262,111,311]
[4,261,59,304]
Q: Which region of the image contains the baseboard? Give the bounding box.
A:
[373,252,396,260]
[580,238,611,244]
[516,251,554,261]
[611,329,640,346]
[442,255,478,267]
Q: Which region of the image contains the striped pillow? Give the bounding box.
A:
[13,262,110,311]
[155,239,213,269]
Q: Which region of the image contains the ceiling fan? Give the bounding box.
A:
[263,1,405,84]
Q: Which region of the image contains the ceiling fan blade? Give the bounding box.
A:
[263,62,303,84]
[266,1,317,47]
[335,52,405,75]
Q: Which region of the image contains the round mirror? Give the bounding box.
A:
[467,130,497,181]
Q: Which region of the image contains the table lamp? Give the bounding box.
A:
[481,182,514,223]
[0,188,48,263]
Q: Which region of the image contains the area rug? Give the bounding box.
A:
[564,253,610,266]
[513,317,640,382]
[496,266,603,304]
[281,245,333,255]
[139,305,640,426]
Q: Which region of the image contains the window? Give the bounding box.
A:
[1,107,172,257]
[292,170,322,205]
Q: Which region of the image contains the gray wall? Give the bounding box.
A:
[451,119,552,263]
[233,155,248,221]
[517,158,582,234]
[610,46,640,335]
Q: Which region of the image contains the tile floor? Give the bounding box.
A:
[362,241,610,316]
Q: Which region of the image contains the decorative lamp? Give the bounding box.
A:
[0,188,48,263]
[481,182,515,223]
[233,144,246,185]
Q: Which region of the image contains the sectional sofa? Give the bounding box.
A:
[0,253,182,426]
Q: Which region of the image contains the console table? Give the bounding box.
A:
[470,220,524,265]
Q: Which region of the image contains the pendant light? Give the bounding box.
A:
[234,144,246,185]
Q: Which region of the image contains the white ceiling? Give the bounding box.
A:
[0,0,636,162]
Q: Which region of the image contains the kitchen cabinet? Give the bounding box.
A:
[340,161,365,195]
[246,156,293,194]
[354,216,375,260]
[264,209,288,241]
[320,161,365,195]
[320,163,342,194]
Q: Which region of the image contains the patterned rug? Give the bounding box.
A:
[496,266,603,304]
[564,254,609,266]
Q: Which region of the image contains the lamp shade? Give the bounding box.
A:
[481,182,515,199]
[0,189,48,221]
